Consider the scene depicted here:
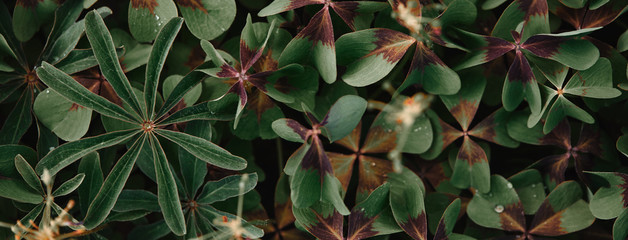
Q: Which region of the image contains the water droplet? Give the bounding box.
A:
[531,184,536,188]
[48,147,54,151]
[488,193,493,197]
[371,162,376,167]
[532,194,537,198]
[507,183,513,189]
[46,90,50,93]
[155,15,160,21]
[494,205,504,213]
[475,189,479,194]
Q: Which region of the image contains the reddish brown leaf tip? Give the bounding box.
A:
[499,203,526,233]
[17,0,43,8]
[297,7,335,47]
[370,29,415,63]
[131,0,159,14]
[177,0,207,13]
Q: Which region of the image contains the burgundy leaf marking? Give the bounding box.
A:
[469,111,499,144]
[216,64,239,78]
[574,125,603,157]
[239,39,258,73]
[528,199,568,236]
[522,35,566,58]
[284,0,326,12]
[437,119,463,153]
[365,29,415,64]
[228,81,248,107]
[284,119,309,140]
[247,72,271,92]
[177,0,207,13]
[301,137,334,177]
[16,0,42,8]
[538,120,571,148]
[457,136,487,165]
[183,46,206,70]
[498,202,526,233]
[554,1,628,29]
[507,50,535,84]
[330,1,360,31]
[433,215,448,240]
[358,155,392,196]
[516,0,548,19]
[307,209,344,240]
[297,7,335,47]
[411,42,446,71]
[399,212,427,240]
[335,121,361,152]
[328,152,356,192]
[131,0,159,14]
[449,99,479,132]
[362,126,397,154]
[74,68,123,106]
[536,153,570,184]
[483,36,516,62]
[618,173,628,208]
[347,209,379,240]
[247,90,275,121]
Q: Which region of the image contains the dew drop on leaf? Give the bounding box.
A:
[507,183,513,189]
[494,205,504,213]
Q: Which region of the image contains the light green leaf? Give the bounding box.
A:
[52,173,85,197]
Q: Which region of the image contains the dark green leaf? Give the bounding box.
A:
[197,173,258,204]
[113,189,160,212]
[14,154,42,193]
[0,90,32,144]
[52,173,85,197]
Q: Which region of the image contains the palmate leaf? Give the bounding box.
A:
[14,154,42,194]
[527,181,594,236]
[588,172,628,220]
[52,173,85,197]
[85,10,144,119]
[336,28,416,87]
[78,152,104,214]
[178,121,210,198]
[293,201,344,240]
[492,0,550,42]
[113,189,160,212]
[399,42,461,95]
[0,1,26,66]
[145,17,183,120]
[128,0,178,42]
[40,0,87,64]
[467,175,526,233]
[551,0,628,29]
[83,135,145,229]
[0,178,42,204]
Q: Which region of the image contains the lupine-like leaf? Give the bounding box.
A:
[14,154,42,194]
[85,11,144,119]
[155,129,247,170]
[35,129,140,175]
[83,135,146,229]
[0,90,32,144]
[197,173,258,204]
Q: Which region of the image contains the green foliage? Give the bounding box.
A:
[0,0,628,239]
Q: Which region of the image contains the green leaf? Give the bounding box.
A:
[434,198,463,239]
[34,88,93,141]
[83,136,146,229]
[271,118,307,143]
[145,17,183,120]
[52,173,85,197]
[508,169,546,215]
[14,154,42,193]
[36,62,138,123]
[177,0,236,41]
[78,152,103,214]
[35,129,139,175]
[0,178,42,204]
[451,137,491,193]
[85,10,144,118]
[158,96,237,126]
[0,90,32,144]
[618,29,628,52]
[322,95,367,142]
[0,1,26,66]
[388,168,427,240]
[128,0,178,42]
[528,181,594,236]
[399,43,461,95]
[563,58,622,98]
[347,183,402,239]
[197,173,258,204]
[13,0,57,42]
[336,28,415,87]
[162,75,202,108]
[150,134,186,236]
[55,48,120,75]
[543,96,594,134]
[292,201,344,240]
[155,129,247,170]
[0,145,37,178]
[588,171,628,219]
[178,120,210,197]
[467,175,526,232]
[614,209,628,240]
[156,69,207,119]
[197,205,264,238]
[40,0,91,64]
